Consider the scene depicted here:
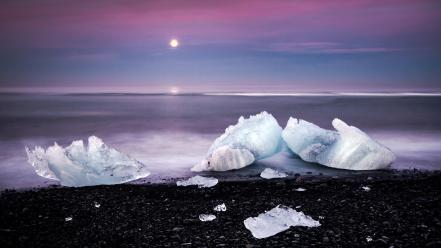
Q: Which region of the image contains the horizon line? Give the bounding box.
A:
[1,91,441,97]
[202,92,441,97]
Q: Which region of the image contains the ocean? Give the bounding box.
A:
[1,93,440,188]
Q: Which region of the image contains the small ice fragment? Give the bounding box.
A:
[362,186,371,192]
[199,214,216,222]
[213,203,227,212]
[296,205,301,209]
[366,236,373,242]
[176,175,218,188]
[65,217,72,222]
[243,205,320,239]
[295,187,306,192]
[319,216,324,219]
[260,168,287,179]
[94,202,101,208]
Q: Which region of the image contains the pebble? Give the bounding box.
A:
[1,171,440,247]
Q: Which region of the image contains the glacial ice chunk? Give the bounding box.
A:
[25,136,150,187]
[260,168,287,179]
[362,186,371,192]
[282,118,395,170]
[199,214,216,222]
[192,111,283,171]
[244,205,321,239]
[213,203,227,212]
[176,175,218,188]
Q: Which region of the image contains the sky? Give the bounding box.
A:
[0,0,440,93]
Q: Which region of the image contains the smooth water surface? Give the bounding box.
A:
[1,94,440,188]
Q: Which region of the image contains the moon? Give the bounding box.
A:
[170,39,179,48]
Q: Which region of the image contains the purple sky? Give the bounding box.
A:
[1,0,440,93]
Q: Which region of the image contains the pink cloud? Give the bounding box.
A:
[0,0,439,51]
[262,42,402,54]
[62,52,118,62]
[322,47,402,54]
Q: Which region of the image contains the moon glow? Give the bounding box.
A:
[170,39,179,48]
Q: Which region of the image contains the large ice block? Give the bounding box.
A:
[282,118,395,170]
[26,136,150,187]
[192,111,283,171]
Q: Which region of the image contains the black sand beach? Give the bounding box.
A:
[1,171,440,248]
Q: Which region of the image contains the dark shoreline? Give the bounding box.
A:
[1,171,440,247]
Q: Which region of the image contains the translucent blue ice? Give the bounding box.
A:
[26,136,150,187]
[282,118,395,170]
[192,111,283,171]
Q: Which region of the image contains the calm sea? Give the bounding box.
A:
[1,93,440,188]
